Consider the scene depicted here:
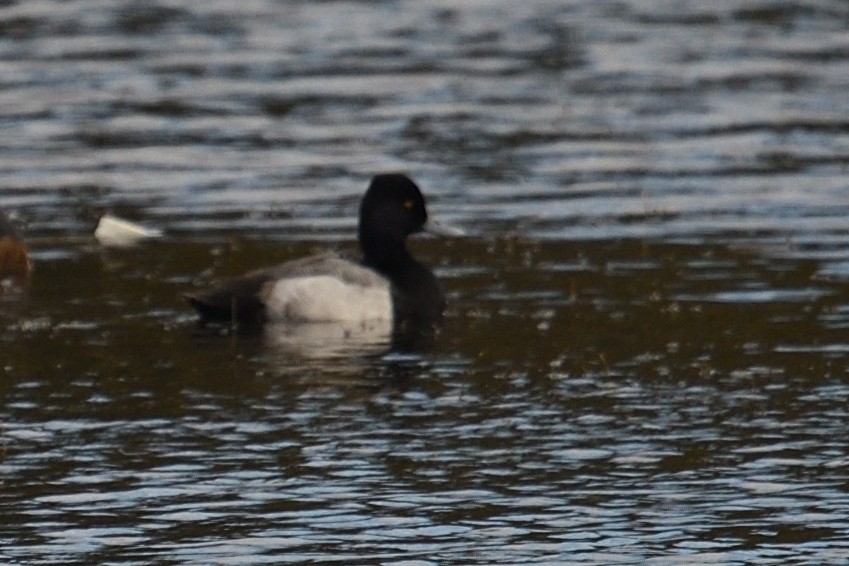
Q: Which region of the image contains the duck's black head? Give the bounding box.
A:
[358,173,430,267]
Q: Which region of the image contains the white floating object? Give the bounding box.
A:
[94,214,163,247]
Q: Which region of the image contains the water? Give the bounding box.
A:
[3,1,849,564]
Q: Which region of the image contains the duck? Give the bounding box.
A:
[0,208,31,282]
[185,173,459,336]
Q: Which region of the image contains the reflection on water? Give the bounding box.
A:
[262,319,392,359]
[3,0,849,564]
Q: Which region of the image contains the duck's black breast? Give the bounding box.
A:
[382,258,446,332]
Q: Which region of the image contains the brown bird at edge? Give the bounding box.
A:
[0,208,31,283]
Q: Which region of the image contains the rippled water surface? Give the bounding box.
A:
[3,1,849,564]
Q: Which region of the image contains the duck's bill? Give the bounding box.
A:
[422,217,465,237]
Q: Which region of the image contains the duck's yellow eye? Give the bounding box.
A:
[403,199,415,210]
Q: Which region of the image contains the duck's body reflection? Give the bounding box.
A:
[263,317,393,359]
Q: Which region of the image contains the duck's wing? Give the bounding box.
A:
[184,270,269,327]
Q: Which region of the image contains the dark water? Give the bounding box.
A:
[3,1,849,564]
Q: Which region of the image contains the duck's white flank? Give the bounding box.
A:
[261,274,392,323]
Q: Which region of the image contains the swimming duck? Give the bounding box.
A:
[185,173,459,335]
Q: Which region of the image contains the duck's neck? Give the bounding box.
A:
[361,230,445,328]
[360,232,413,276]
